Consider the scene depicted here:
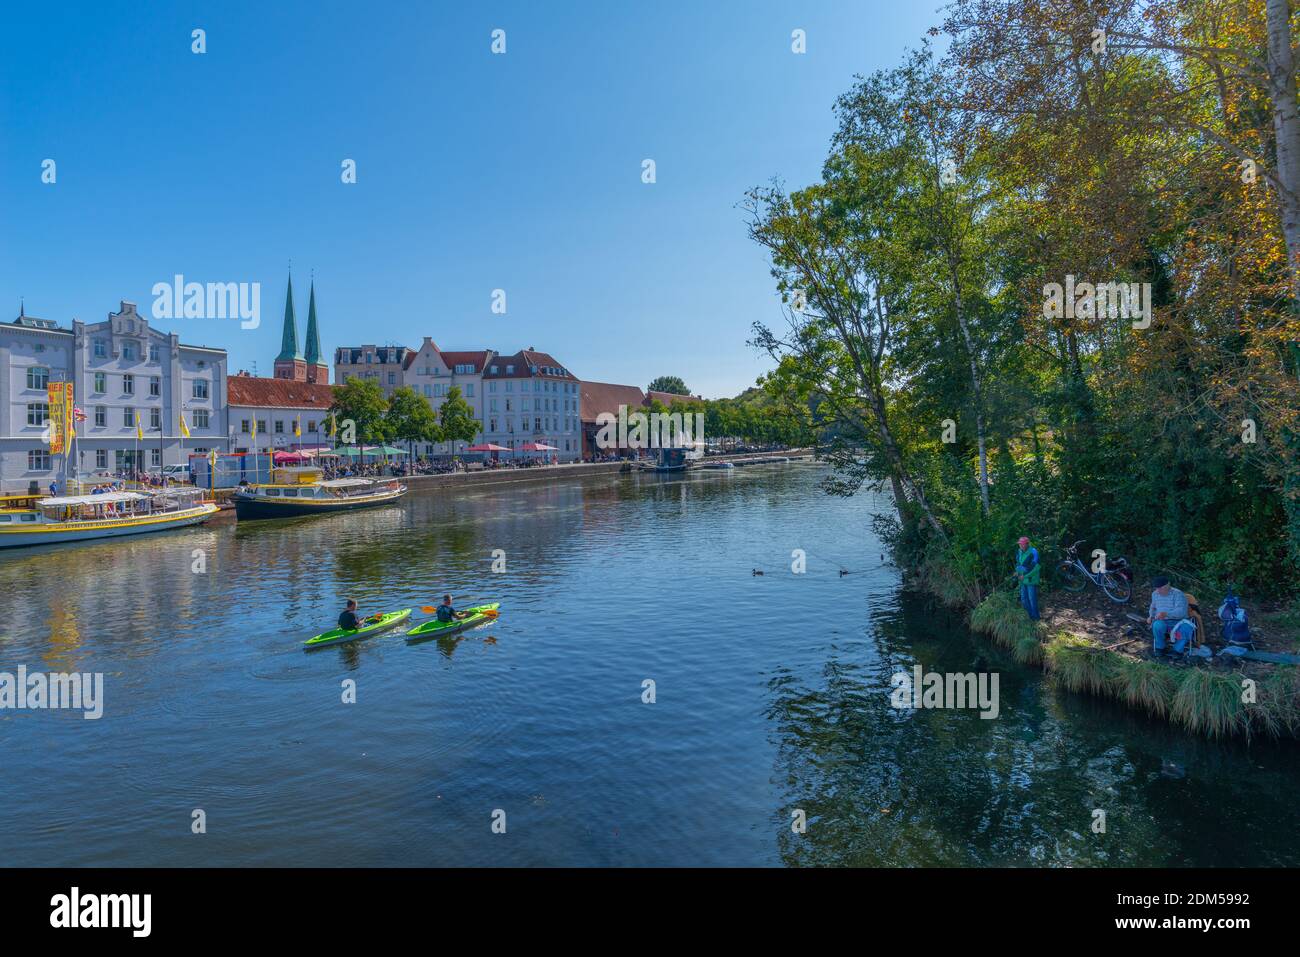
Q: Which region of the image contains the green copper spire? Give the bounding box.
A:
[277,273,302,362]
[304,279,324,367]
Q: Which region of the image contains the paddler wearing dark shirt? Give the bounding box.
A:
[436,595,470,623]
[339,599,361,631]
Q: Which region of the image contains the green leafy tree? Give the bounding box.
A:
[648,375,690,396]
[385,386,442,462]
[438,386,480,452]
[329,377,388,447]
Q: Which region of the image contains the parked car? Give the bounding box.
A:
[160,464,191,482]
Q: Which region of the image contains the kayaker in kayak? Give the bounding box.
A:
[436,595,470,623]
[339,600,362,631]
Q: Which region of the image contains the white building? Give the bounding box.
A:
[0,301,227,489]
[482,348,582,462]
[401,338,491,456]
[227,373,335,454]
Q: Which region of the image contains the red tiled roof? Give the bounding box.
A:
[646,390,703,406]
[439,350,491,372]
[580,381,647,422]
[228,376,337,409]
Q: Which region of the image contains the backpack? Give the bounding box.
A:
[1217,591,1253,649]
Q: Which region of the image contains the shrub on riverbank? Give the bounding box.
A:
[916,549,983,609]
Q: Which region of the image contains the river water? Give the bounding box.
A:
[1,464,1296,866]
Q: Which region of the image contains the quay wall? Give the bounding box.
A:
[205,449,816,506]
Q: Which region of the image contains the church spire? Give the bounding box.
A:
[277,273,303,362]
[304,278,323,367]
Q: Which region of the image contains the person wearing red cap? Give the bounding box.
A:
[1014,535,1041,621]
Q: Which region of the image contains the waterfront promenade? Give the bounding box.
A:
[190,449,816,506]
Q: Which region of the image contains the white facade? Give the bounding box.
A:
[229,404,332,453]
[402,338,488,456]
[481,350,582,462]
[0,302,227,490]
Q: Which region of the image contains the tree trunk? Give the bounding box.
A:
[1266,0,1300,303]
[946,247,991,515]
[865,387,947,540]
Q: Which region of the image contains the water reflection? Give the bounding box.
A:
[0,466,1296,866]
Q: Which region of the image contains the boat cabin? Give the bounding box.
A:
[0,487,210,527]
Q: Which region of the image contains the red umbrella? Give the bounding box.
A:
[519,442,557,451]
[466,443,512,452]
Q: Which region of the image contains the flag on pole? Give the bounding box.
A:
[251,417,258,440]
[135,412,143,441]
[328,412,336,438]
[294,415,301,438]
[179,414,191,438]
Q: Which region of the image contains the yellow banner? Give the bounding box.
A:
[46,383,66,454]
[61,382,74,442]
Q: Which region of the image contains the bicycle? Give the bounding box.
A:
[1055,539,1132,603]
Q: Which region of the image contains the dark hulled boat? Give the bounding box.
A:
[232,467,406,521]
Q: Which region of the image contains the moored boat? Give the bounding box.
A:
[232,466,406,521]
[0,487,218,549]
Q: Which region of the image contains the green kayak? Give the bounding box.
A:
[406,603,500,640]
[303,608,412,649]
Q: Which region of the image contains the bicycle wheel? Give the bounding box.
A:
[1056,562,1088,592]
[1101,572,1131,603]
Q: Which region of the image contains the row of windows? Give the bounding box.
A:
[26,404,212,430]
[420,383,475,399]
[486,379,572,394]
[26,446,210,473]
[337,349,405,365]
[485,417,577,434]
[344,371,398,386]
[90,340,162,362]
[413,363,478,376]
[239,419,320,435]
[488,397,572,413]
[22,367,210,400]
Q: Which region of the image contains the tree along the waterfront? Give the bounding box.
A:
[748,1,1300,598]
[386,386,442,462]
[329,377,390,447]
[438,386,480,450]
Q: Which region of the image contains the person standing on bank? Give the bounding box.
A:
[1015,535,1041,621]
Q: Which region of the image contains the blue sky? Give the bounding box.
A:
[1,1,943,398]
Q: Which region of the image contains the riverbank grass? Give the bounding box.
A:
[967,593,1300,739]
[968,590,1044,665]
